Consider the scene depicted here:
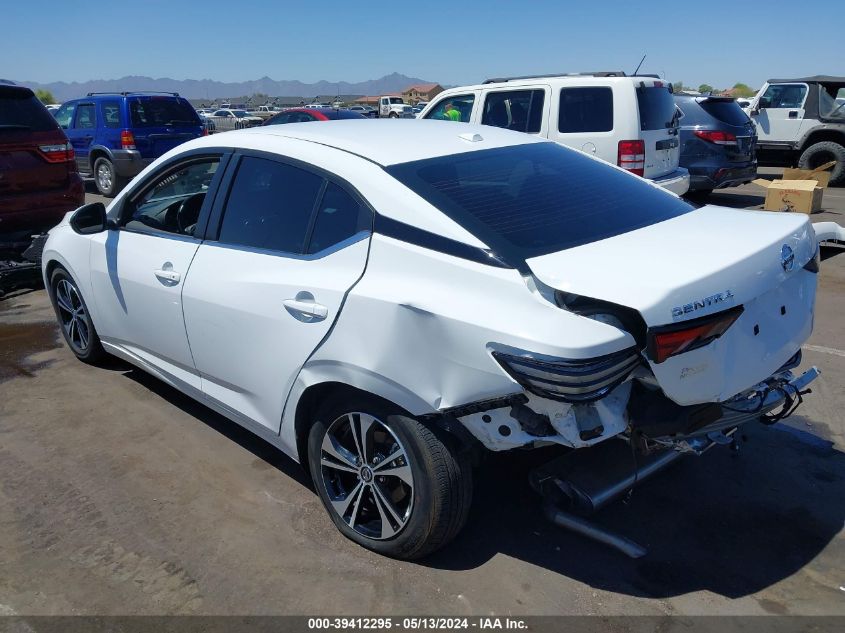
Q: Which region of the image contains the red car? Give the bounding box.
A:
[0,82,84,237]
[263,107,367,125]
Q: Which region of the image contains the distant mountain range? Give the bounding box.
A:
[16,72,435,103]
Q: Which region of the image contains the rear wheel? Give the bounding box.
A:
[798,141,845,186]
[49,267,106,364]
[93,157,127,197]
[307,395,472,559]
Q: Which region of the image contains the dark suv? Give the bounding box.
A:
[674,94,757,194]
[0,82,85,237]
[53,92,205,196]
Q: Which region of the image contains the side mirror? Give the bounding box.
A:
[70,202,108,235]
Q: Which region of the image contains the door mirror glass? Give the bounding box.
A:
[70,202,108,234]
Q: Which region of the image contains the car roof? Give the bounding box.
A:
[437,74,658,94]
[768,75,845,84]
[190,119,545,166]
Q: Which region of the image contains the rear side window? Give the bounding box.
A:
[636,86,676,130]
[481,89,545,133]
[424,94,475,122]
[386,143,692,259]
[0,88,59,132]
[307,182,371,254]
[218,156,323,254]
[559,87,613,133]
[74,104,96,129]
[698,99,750,127]
[101,100,122,128]
[129,98,200,127]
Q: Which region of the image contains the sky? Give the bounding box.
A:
[3,0,843,90]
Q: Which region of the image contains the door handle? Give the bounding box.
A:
[154,269,181,284]
[283,298,328,321]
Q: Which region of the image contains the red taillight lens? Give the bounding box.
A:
[37,142,75,163]
[618,139,645,177]
[693,130,737,146]
[201,126,208,136]
[121,129,136,149]
[648,307,744,364]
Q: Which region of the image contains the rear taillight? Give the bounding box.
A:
[693,130,737,146]
[201,126,208,136]
[37,142,74,163]
[647,307,744,364]
[617,140,645,177]
[121,129,136,149]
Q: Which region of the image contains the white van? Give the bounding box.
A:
[418,72,689,194]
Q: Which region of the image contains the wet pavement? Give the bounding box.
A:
[0,178,844,616]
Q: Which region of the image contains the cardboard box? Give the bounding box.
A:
[752,178,824,214]
[751,160,835,214]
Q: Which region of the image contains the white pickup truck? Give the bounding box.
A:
[378,96,414,118]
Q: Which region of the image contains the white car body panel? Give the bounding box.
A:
[41,121,842,466]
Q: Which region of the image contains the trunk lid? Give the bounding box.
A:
[0,129,73,196]
[526,206,818,404]
[635,83,681,179]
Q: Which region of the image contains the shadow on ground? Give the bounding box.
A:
[119,364,845,601]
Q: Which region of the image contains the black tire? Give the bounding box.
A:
[798,141,845,187]
[307,394,472,559]
[389,112,398,119]
[49,267,107,364]
[93,156,127,197]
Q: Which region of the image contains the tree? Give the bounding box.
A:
[732,83,756,98]
[698,84,714,94]
[34,89,55,104]
[672,81,685,93]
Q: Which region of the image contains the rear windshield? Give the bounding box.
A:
[0,88,59,132]
[129,97,200,127]
[386,142,693,259]
[699,99,750,127]
[636,86,676,130]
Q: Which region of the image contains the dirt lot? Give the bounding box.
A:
[1,172,844,616]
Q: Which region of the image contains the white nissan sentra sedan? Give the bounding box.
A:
[43,120,841,559]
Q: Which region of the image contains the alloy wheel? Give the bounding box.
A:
[54,278,90,352]
[319,412,414,540]
[96,162,113,193]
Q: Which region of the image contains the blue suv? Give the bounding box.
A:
[52,92,204,196]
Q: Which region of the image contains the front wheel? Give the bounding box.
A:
[49,267,107,364]
[798,141,845,186]
[307,396,472,559]
[388,112,398,119]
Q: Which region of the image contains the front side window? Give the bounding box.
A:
[386,142,692,260]
[759,84,808,109]
[424,94,475,122]
[481,89,545,133]
[53,103,75,129]
[559,87,613,133]
[125,159,219,236]
[307,182,372,254]
[218,156,323,254]
[74,103,96,129]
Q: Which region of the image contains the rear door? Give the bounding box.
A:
[126,96,203,160]
[479,86,549,135]
[635,83,681,178]
[752,83,809,144]
[181,153,372,433]
[66,102,97,173]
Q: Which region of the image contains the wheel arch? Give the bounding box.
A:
[798,127,845,152]
[88,145,113,172]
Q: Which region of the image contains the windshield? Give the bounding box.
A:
[129,98,200,127]
[386,143,693,259]
[699,99,750,127]
[819,85,845,119]
[637,86,677,130]
[0,88,58,132]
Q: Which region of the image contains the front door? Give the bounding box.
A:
[88,154,227,390]
[752,83,809,144]
[181,154,372,432]
[65,102,97,174]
